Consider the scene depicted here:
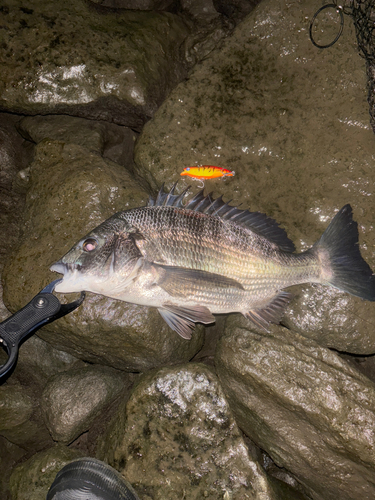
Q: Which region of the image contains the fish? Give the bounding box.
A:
[50,184,375,339]
[180,166,235,180]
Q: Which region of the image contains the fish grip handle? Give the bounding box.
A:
[0,293,61,377]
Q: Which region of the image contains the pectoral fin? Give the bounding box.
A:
[244,291,292,332]
[158,303,215,339]
[154,264,244,298]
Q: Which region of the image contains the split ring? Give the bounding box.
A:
[309,3,344,49]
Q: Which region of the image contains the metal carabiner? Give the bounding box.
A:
[0,279,85,379]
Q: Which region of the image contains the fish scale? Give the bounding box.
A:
[120,206,316,293]
[51,184,375,338]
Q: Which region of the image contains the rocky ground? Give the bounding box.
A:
[1,0,375,499]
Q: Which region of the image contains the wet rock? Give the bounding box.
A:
[18,115,138,164]
[215,317,375,500]
[12,335,80,389]
[181,0,247,67]
[9,445,84,500]
[183,13,234,66]
[2,139,204,370]
[282,284,375,354]
[41,365,129,444]
[134,0,375,353]
[213,0,260,22]
[0,0,189,128]
[88,0,175,9]
[0,380,53,451]
[18,114,139,173]
[342,352,375,384]
[181,0,220,20]
[191,316,226,365]
[97,363,282,500]
[0,114,32,266]
[0,437,26,500]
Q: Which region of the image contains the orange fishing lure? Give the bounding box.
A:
[180,165,235,180]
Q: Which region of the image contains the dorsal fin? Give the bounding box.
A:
[148,182,190,208]
[148,184,295,252]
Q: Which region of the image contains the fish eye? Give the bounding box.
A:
[186,167,190,171]
[82,238,98,252]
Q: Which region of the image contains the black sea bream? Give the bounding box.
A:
[51,184,375,338]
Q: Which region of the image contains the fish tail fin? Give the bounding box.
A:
[312,204,375,301]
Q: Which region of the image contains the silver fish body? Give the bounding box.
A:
[51,185,375,338]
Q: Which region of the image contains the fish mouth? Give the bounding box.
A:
[50,261,85,293]
[50,261,67,275]
[50,261,82,274]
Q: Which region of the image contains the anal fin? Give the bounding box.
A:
[244,291,292,332]
[158,303,215,339]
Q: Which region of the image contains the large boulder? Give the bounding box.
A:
[97,363,299,500]
[0,0,190,128]
[215,316,375,500]
[41,365,129,444]
[0,380,53,451]
[134,0,375,353]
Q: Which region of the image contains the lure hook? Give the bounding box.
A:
[192,178,205,189]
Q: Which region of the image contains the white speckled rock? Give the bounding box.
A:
[97,363,293,500]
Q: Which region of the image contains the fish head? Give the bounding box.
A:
[50,217,142,294]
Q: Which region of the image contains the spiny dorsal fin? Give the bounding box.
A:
[148,182,190,208]
[149,183,295,252]
[184,189,295,252]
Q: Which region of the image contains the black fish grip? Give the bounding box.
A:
[0,279,85,379]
